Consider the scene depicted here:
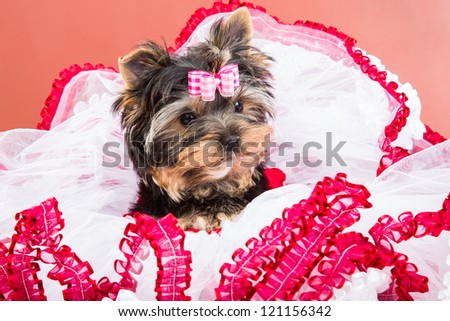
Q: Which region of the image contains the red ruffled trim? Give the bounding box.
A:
[370,195,450,300]
[217,175,450,301]
[7,235,46,301]
[146,214,192,301]
[169,0,446,174]
[114,212,191,301]
[113,214,154,294]
[0,242,11,300]
[36,1,446,174]
[253,174,372,301]
[216,212,292,300]
[298,232,377,301]
[37,63,116,131]
[1,198,107,301]
[423,125,447,145]
[11,0,447,301]
[6,199,67,301]
[1,190,448,300]
[41,245,101,301]
[169,1,269,51]
[216,173,373,301]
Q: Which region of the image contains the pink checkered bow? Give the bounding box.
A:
[188,64,239,101]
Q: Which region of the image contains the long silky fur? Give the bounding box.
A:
[113,9,276,230]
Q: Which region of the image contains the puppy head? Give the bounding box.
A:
[113,8,275,202]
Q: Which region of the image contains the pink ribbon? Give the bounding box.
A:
[188,64,239,101]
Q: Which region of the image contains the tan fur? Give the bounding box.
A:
[224,8,253,43]
[118,43,170,89]
[177,135,225,168]
[190,97,206,115]
[113,8,275,231]
[238,125,272,165]
[178,211,238,231]
[150,118,271,203]
[119,48,153,88]
[150,167,186,202]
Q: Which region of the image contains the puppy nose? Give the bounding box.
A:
[225,135,240,151]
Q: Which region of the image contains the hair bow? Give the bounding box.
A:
[188,64,239,101]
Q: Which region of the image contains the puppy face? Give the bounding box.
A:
[114,8,275,203]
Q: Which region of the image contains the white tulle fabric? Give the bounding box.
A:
[0,10,449,301]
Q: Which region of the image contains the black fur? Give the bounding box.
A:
[113,9,275,230]
[132,165,268,219]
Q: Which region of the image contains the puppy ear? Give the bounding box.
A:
[118,42,170,89]
[210,7,253,50]
[224,7,253,42]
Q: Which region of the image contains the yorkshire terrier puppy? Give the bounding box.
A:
[113,8,275,231]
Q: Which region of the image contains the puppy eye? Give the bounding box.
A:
[180,112,196,126]
[234,100,244,113]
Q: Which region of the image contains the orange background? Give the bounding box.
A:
[1,0,449,137]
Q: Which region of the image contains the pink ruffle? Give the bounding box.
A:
[3,0,445,301]
[37,63,116,131]
[0,199,193,301]
[35,1,446,174]
[0,242,11,300]
[299,232,377,301]
[0,180,449,300]
[424,125,447,145]
[217,173,371,301]
[370,195,450,300]
[1,198,104,301]
[168,0,446,174]
[114,213,192,301]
